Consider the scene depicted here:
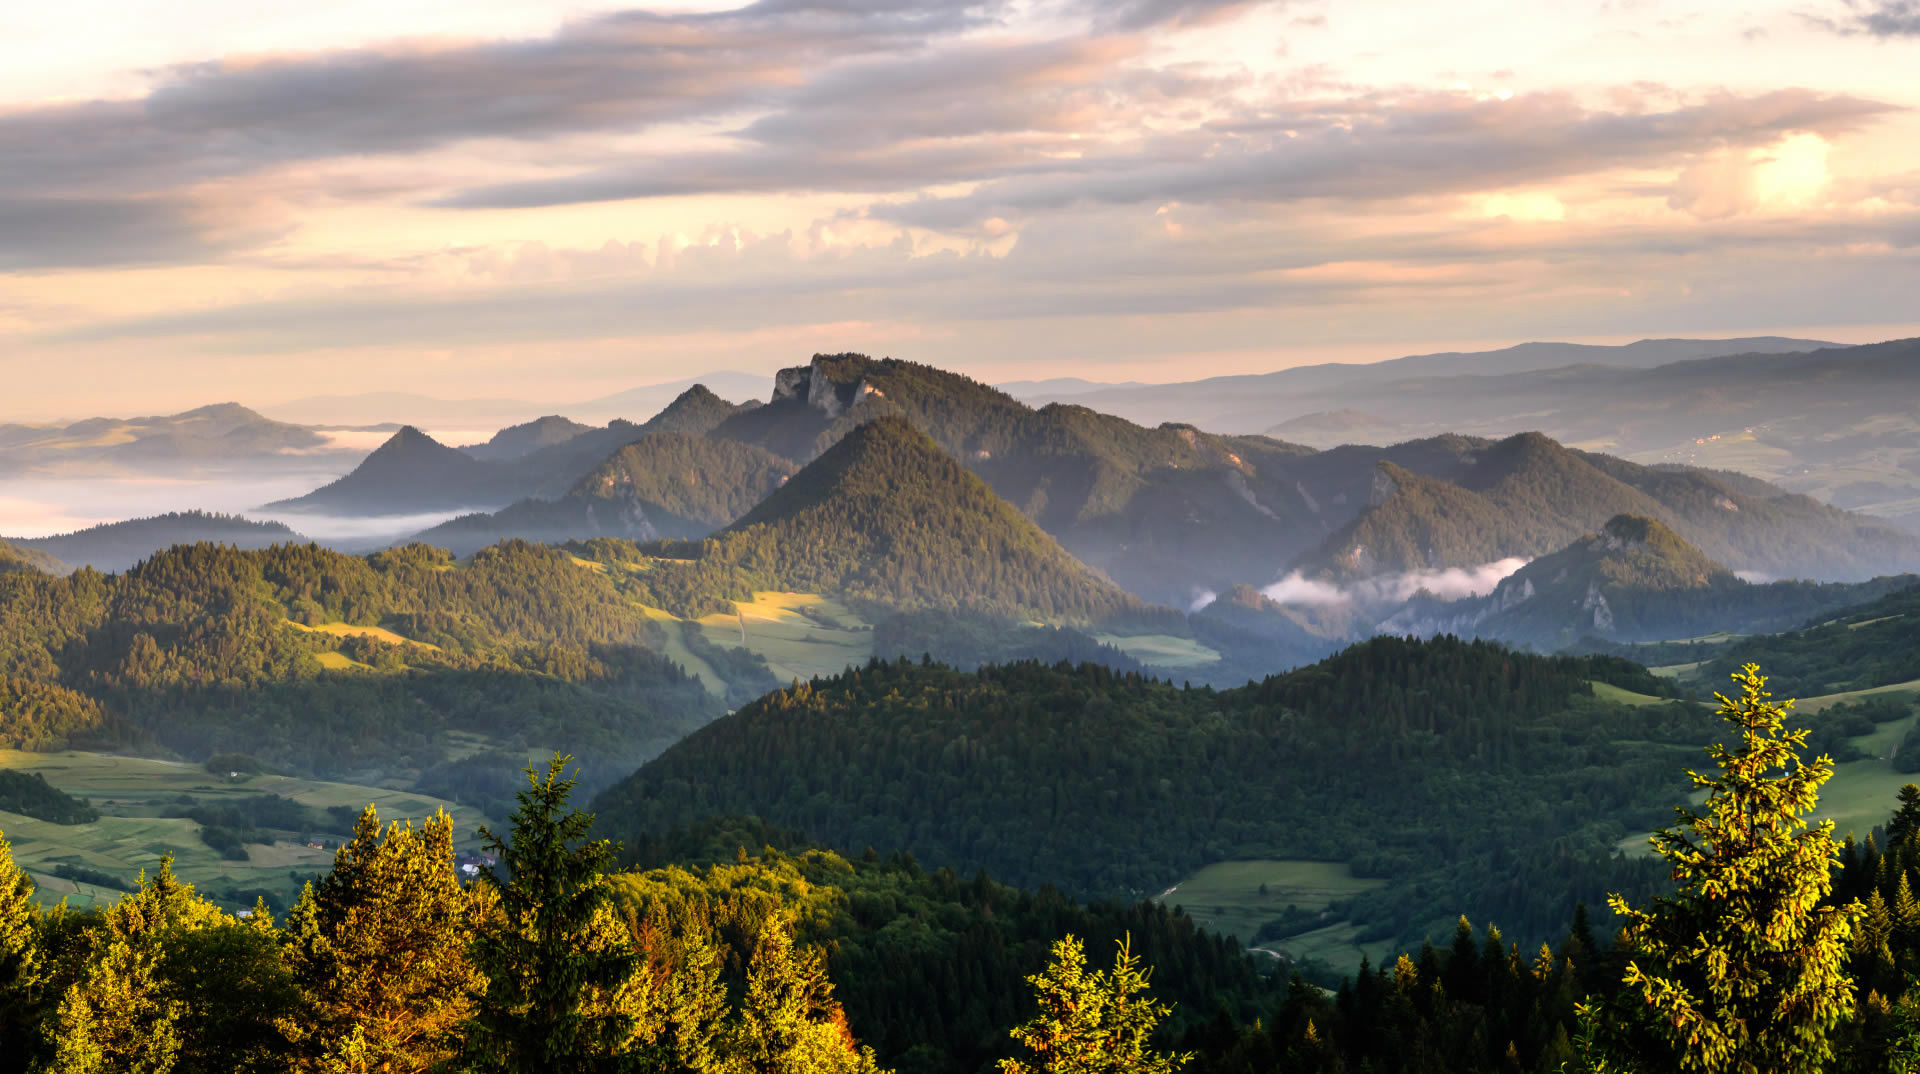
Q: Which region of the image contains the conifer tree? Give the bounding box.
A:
[728,912,885,1074]
[464,754,656,1073]
[1576,665,1861,1074]
[998,933,1190,1074]
[1,834,44,1074]
[284,805,484,1072]
[45,858,216,1074]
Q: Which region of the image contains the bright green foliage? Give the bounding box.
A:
[1,834,44,1072]
[1579,665,1862,1074]
[45,858,217,1074]
[725,912,885,1074]
[465,755,656,1073]
[283,805,485,1072]
[998,934,1189,1074]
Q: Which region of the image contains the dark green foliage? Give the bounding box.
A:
[871,610,1146,672]
[1703,581,1920,695]
[0,771,97,825]
[467,756,645,1072]
[595,637,1716,953]
[202,752,265,777]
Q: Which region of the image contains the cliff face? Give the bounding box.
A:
[772,356,880,419]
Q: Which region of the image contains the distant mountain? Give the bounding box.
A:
[567,371,771,424]
[1295,432,1920,583]
[1011,337,1841,428]
[413,433,797,555]
[268,426,512,515]
[0,537,66,575]
[272,386,756,518]
[1378,515,1918,649]
[635,416,1162,625]
[4,511,304,573]
[461,416,594,462]
[0,403,350,475]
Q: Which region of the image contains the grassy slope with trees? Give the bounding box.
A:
[0,539,721,791]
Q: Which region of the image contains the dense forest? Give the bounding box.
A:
[8,670,1920,1074]
[593,638,1708,954]
[0,539,721,789]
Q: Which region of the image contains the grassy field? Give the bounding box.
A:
[0,750,487,911]
[287,620,441,651]
[1094,633,1222,669]
[691,592,874,682]
[1590,681,1672,707]
[1156,860,1386,948]
[1618,680,1920,854]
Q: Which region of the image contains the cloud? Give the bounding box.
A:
[871,88,1899,227]
[1262,558,1528,607]
[1806,0,1920,37]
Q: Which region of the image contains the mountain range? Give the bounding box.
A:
[268,385,752,516]
[265,352,1920,609]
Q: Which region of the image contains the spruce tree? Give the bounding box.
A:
[1577,665,1861,1074]
[728,912,885,1074]
[284,805,484,1072]
[998,933,1190,1074]
[464,755,655,1073]
[45,858,216,1074]
[1,834,44,1074]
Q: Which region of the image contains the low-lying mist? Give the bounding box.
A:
[1262,558,1529,608]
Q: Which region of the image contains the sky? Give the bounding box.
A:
[2,0,1918,419]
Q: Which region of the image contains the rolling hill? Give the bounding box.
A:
[592,636,1702,952]
[0,538,721,790]
[0,402,358,474]
[3,510,306,573]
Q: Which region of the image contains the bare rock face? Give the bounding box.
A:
[1369,466,1400,508]
[1582,581,1615,632]
[771,357,878,419]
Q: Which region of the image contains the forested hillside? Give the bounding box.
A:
[1382,515,1919,649]
[0,538,63,576]
[605,417,1170,626]
[1300,432,1920,581]
[0,540,720,787]
[414,433,797,554]
[595,637,1705,952]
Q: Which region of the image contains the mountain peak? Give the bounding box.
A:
[704,415,1149,623]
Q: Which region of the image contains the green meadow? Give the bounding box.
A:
[0,750,486,911]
